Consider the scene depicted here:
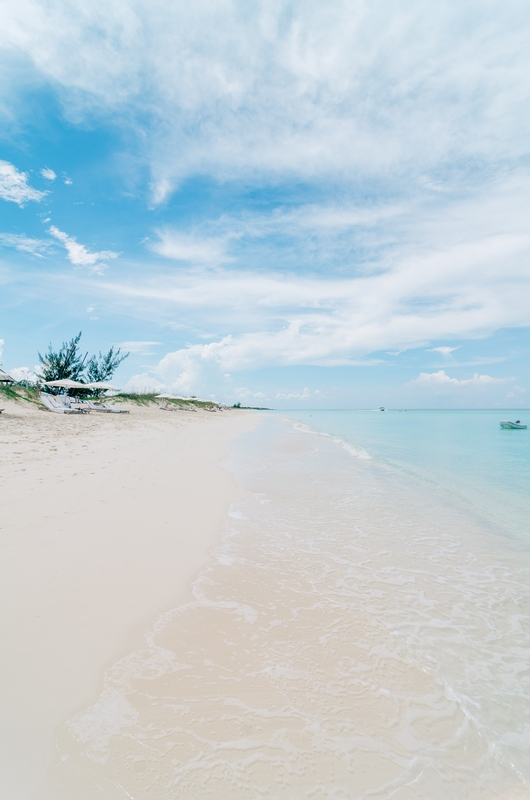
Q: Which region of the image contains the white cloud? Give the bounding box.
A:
[0,339,3,361]
[64,176,72,185]
[9,366,38,383]
[104,224,530,370]
[118,341,161,354]
[0,233,51,257]
[408,370,509,390]
[233,387,265,400]
[276,387,311,401]
[48,226,118,272]
[428,346,459,357]
[87,166,530,389]
[40,167,56,181]
[150,230,231,265]
[0,160,47,205]
[2,3,529,402]
[507,385,526,398]
[123,373,164,393]
[1,3,529,201]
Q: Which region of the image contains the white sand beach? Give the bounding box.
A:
[2,402,529,799]
[0,398,258,799]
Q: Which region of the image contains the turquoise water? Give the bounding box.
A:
[280,409,530,538]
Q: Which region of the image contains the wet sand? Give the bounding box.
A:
[0,398,258,799]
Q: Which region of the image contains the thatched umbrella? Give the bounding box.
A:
[0,369,14,383]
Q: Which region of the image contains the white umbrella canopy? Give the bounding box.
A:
[0,369,14,383]
[44,379,88,389]
[85,381,120,391]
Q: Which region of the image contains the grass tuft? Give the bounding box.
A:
[0,383,41,404]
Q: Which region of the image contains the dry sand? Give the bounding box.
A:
[0,397,259,799]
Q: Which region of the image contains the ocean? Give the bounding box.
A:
[55,410,530,799]
[281,409,530,539]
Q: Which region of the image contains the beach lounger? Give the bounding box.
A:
[87,401,112,412]
[40,393,89,414]
[158,403,181,411]
[158,403,197,412]
[95,402,129,414]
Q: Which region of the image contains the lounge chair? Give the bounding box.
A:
[88,401,129,414]
[87,401,111,413]
[158,403,181,411]
[159,403,197,412]
[40,393,89,414]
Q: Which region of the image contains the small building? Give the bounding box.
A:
[0,369,15,383]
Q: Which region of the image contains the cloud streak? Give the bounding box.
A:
[48,226,118,272]
[0,161,47,205]
[150,230,231,265]
[408,370,509,389]
[0,233,51,256]
[1,2,529,201]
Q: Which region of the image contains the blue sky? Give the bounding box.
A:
[1,0,529,408]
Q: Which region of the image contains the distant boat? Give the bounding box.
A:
[379,406,385,411]
[500,420,527,429]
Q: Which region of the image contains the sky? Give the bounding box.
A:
[1,0,529,408]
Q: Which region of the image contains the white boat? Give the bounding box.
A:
[500,420,527,429]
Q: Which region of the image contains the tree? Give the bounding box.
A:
[37,333,129,392]
[37,332,87,383]
[86,346,129,383]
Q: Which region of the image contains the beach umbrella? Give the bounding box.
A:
[0,369,14,383]
[85,381,120,391]
[44,379,88,389]
[44,379,89,398]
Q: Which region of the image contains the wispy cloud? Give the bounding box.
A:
[0,161,47,205]
[48,226,118,272]
[8,366,38,383]
[408,370,509,389]
[0,233,51,257]
[117,341,161,355]
[2,3,529,202]
[2,3,530,404]
[150,230,231,265]
[40,167,56,181]
[234,387,265,400]
[275,387,311,401]
[123,373,163,393]
[428,346,459,357]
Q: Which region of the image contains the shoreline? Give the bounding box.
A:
[47,414,530,798]
[0,399,261,799]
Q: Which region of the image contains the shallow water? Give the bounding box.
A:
[282,409,530,539]
[52,416,530,799]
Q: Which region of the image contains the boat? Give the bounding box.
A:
[500,420,527,429]
[379,406,385,411]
